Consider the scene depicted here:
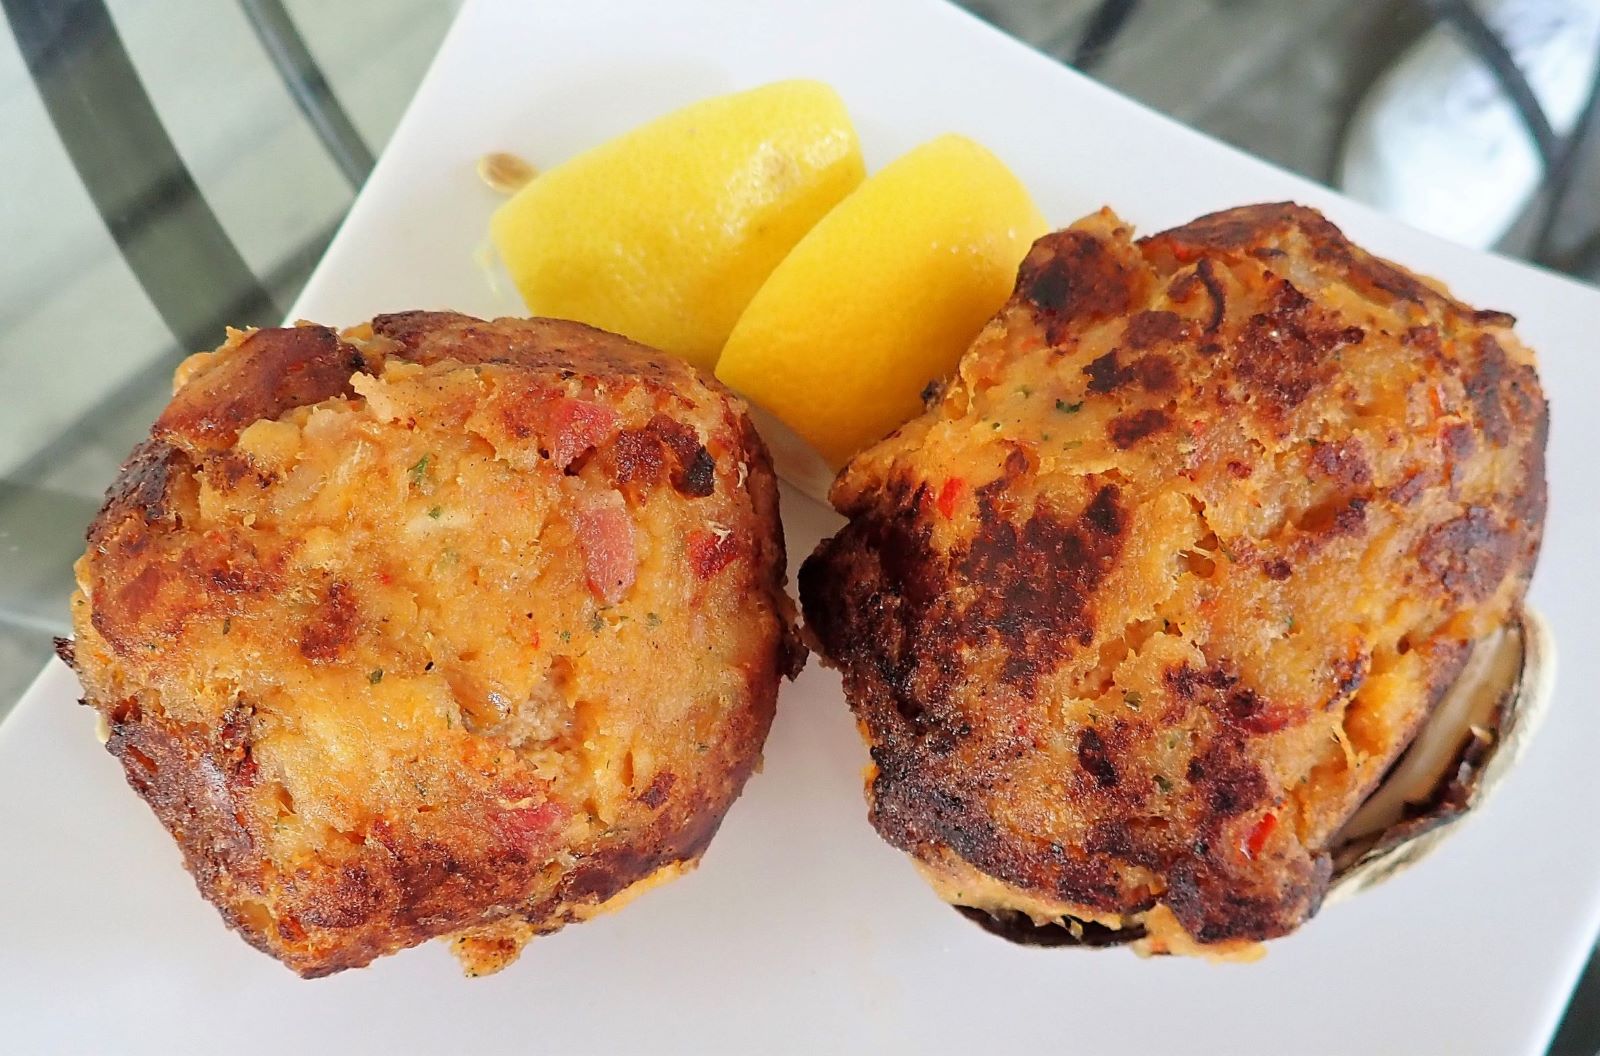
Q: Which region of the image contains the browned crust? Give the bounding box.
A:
[802,202,1546,951]
[370,311,727,396]
[156,325,368,453]
[68,312,801,976]
[100,701,555,976]
[91,672,778,979]
[800,481,1331,942]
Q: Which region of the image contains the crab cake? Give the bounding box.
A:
[800,204,1546,956]
[64,311,802,978]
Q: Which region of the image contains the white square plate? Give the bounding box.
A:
[5,1,1599,1052]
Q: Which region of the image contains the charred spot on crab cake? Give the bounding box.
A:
[66,311,803,978]
[800,203,1546,956]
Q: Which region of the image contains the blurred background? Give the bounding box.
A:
[2,1,1596,1048]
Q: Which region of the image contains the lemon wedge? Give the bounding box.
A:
[490,80,864,371]
[716,133,1046,467]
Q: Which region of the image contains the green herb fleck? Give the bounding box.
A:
[646,612,662,628]
[369,669,384,684]
[1220,546,1238,562]
[408,453,431,487]
[1056,399,1083,414]
[1061,440,1084,451]
[991,421,1002,430]
[1124,691,1143,711]
[589,611,605,633]
[427,505,443,519]
[559,629,572,643]
[694,741,710,754]
[1041,433,1052,442]
[1285,615,1296,631]
[221,617,232,635]
[1154,774,1174,793]
[1018,385,1033,397]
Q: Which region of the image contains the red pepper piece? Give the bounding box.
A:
[1243,811,1278,859]
[934,477,964,518]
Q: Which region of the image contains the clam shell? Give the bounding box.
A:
[1325,606,1555,902]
